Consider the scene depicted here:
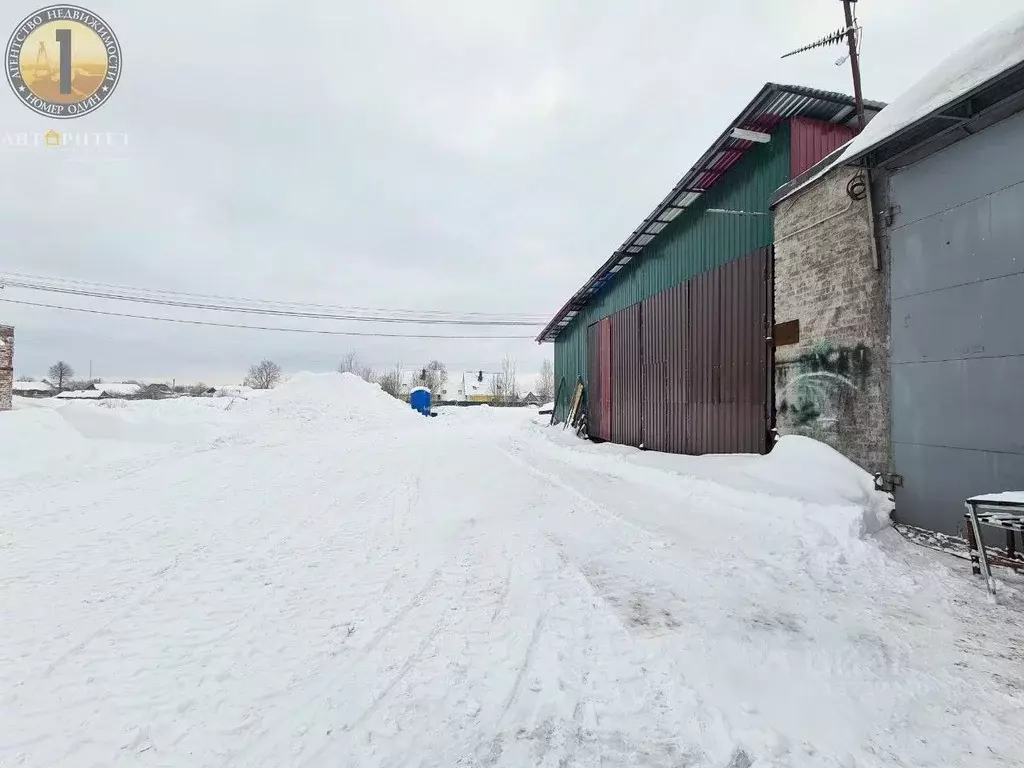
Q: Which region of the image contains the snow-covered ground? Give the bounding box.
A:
[2,374,1022,767]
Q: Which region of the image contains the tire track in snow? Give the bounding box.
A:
[499,610,547,722]
[228,565,444,768]
[500,446,662,546]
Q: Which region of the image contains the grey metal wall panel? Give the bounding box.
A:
[890,183,1024,301]
[894,442,1024,536]
[889,108,1024,535]
[893,356,1024,456]
[893,271,1024,364]
[889,108,1024,225]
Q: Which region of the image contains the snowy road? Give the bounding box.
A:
[2,375,1022,767]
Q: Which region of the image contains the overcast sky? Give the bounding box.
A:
[1,0,1019,385]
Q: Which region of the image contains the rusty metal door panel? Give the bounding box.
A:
[641,291,667,452]
[586,322,603,439]
[643,281,689,454]
[587,319,614,441]
[600,318,612,434]
[685,248,768,455]
[666,282,689,454]
[610,304,643,447]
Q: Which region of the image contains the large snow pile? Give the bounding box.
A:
[233,372,418,434]
[0,407,91,479]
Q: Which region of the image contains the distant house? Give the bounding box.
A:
[521,392,542,406]
[55,389,104,400]
[89,382,143,398]
[12,380,55,398]
[55,382,145,400]
[462,371,494,403]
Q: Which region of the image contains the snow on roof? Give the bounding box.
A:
[55,389,103,399]
[774,10,1024,205]
[409,386,430,395]
[12,381,53,392]
[93,382,143,396]
[844,10,1024,164]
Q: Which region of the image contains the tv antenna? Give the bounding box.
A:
[781,0,866,132]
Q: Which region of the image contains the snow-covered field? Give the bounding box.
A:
[2,374,1022,768]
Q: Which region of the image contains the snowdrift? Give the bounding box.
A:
[535,426,893,545]
[232,372,421,434]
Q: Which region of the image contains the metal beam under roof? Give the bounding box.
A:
[536,82,885,343]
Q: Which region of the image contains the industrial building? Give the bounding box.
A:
[770,17,1024,535]
[538,83,884,455]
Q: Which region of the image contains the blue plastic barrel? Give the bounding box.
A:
[409,387,431,416]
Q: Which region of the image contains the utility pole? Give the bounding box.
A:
[842,0,866,132]
[781,0,867,133]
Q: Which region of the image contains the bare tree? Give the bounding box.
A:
[244,359,282,390]
[338,352,376,383]
[489,357,520,405]
[47,361,74,391]
[16,375,36,382]
[377,363,404,399]
[420,360,447,396]
[536,359,554,402]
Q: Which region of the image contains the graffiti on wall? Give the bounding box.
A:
[775,341,871,441]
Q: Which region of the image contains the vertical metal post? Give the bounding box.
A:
[842,0,867,132]
[966,502,997,598]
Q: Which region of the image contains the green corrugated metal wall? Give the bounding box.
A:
[553,122,791,423]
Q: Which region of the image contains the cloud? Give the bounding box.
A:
[1,0,1018,381]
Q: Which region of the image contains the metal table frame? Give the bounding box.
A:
[964,496,1024,597]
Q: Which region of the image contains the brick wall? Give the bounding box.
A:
[772,167,890,474]
[0,326,12,412]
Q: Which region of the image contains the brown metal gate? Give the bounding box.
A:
[641,282,687,452]
[610,304,643,446]
[686,250,769,454]
[589,247,770,455]
[586,319,612,440]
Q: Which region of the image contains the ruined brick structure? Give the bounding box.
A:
[772,167,890,474]
[0,325,13,412]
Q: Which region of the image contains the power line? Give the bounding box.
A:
[0,298,537,340]
[0,272,548,323]
[0,278,543,327]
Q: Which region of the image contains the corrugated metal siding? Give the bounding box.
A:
[584,122,788,322]
[610,304,643,447]
[553,316,586,423]
[590,248,769,455]
[641,281,687,452]
[606,307,638,448]
[554,124,788,425]
[553,122,789,420]
[586,323,605,439]
[600,320,612,433]
[686,248,769,454]
[789,117,857,178]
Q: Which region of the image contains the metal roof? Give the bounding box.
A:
[537,83,885,343]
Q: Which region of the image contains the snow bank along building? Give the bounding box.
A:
[538,83,884,456]
[770,13,1024,535]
